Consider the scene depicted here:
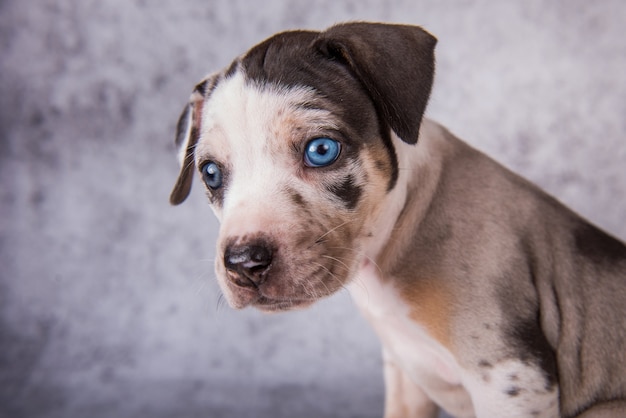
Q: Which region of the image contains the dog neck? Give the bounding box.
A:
[361,119,447,272]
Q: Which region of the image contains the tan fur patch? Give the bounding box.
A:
[400,279,455,349]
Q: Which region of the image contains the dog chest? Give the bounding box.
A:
[349,261,468,392]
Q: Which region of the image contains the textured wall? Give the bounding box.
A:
[1,1,624,418]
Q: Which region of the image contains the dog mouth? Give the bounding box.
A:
[224,264,349,312]
[252,296,315,312]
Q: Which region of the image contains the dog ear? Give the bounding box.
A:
[169,77,213,205]
[314,22,437,144]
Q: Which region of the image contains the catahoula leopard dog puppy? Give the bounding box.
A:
[169,22,626,418]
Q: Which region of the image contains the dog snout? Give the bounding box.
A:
[224,242,273,287]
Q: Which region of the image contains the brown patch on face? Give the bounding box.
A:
[360,135,397,191]
[287,188,308,211]
[400,279,455,349]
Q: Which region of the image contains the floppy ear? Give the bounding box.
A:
[314,22,437,144]
[169,77,215,205]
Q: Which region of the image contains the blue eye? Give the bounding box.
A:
[304,137,341,167]
[201,162,223,189]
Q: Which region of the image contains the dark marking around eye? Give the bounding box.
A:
[327,174,362,210]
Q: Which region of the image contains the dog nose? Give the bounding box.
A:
[224,243,273,286]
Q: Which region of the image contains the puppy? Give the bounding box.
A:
[169,22,626,418]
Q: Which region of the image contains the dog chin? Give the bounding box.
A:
[253,298,315,313]
[225,289,317,312]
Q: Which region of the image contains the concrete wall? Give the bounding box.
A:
[1,1,624,417]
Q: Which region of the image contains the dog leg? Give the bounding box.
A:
[383,349,439,418]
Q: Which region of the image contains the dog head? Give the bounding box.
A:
[170,22,436,312]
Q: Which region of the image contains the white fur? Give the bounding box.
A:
[350,262,476,418]
[463,360,559,417]
[195,71,336,226]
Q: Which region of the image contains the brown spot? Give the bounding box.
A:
[478,360,493,369]
[287,188,308,211]
[400,279,454,348]
[507,316,557,390]
[505,386,521,397]
[374,158,387,171]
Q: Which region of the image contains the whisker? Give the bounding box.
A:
[216,293,227,313]
[305,281,323,300]
[309,219,355,248]
[348,274,370,303]
[326,245,384,276]
[320,246,377,307]
[310,261,335,295]
[311,261,352,299]
[300,277,322,301]
[321,254,352,273]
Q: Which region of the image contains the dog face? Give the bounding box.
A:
[170,23,436,312]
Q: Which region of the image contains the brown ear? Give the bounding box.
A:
[169,76,215,205]
[314,22,437,144]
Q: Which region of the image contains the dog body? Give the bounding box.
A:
[170,23,626,417]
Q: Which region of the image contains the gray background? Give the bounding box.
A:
[1,1,625,418]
